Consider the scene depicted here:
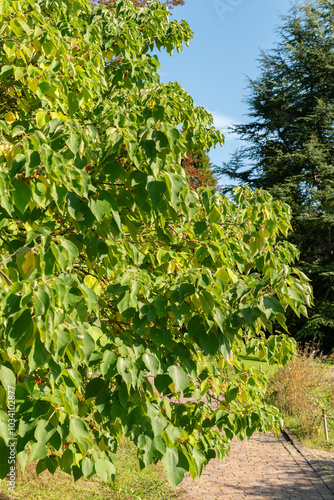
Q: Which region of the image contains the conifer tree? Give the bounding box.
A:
[218,0,334,350]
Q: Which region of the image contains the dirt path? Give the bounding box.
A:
[176,431,334,500]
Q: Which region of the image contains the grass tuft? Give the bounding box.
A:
[266,343,334,451]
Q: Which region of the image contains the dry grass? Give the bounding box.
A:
[267,344,334,442]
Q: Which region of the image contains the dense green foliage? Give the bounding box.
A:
[99,0,184,13]
[219,0,334,350]
[0,0,312,488]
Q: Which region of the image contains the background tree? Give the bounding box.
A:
[182,148,218,190]
[0,0,311,487]
[218,0,334,351]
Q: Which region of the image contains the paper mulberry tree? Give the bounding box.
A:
[0,0,312,488]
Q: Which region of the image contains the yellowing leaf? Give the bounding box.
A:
[74,390,84,401]
[32,38,41,51]
[141,243,151,254]
[240,390,248,402]
[84,274,102,295]
[18,50,27,65]
[215,267,238,284]
[227,268,238,284]
[259,227,270,241]
[35,111,49,128]
[258,349,266,360]
[168,382,175,393]
[98,438,108,452]
[167,261,175,274]
[37,174,48,189]
[24,221,38,231]
[0,144,11,156]
[4,112,16,124]
[22,252,35,274]
[12,145,21,156]
[200,380,209,393]
[49,111,61,119]
[28,77,39,93]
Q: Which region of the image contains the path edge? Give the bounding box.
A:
[281,427,334,495]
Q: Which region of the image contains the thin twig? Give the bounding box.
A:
[0,234,9,246]
[0,269,13,285]
[92,181,125,186]
[0,246,39,267]
[73,264,105,282]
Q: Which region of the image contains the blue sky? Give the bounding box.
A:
[157,0,293,184]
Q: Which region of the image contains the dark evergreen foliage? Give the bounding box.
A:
[218,0,334,350]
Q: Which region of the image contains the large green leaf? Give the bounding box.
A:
[179,283,195,303]
[151,415,167,436]
[66,132,82,154]
[240,305,262,326]
[142,353,160,376]
[82,457,94,477]
[161,448,187,489]
[151,130,168,151]
[0,365,16,391]
[79,283,98,313]
[147,180,166,208]
[12,179,31,213]
[58,237,79,267]
[260,296,285,319]
[68,92,79,116]
[95,458,116,482]
[167,365,189,392]
[192,448,206,476]
[166,424,182,444]
[6,308,34,350]
[69,418,92,454]
[101,351,117,377]
[0,411,9,442]
[165,124,180,150]
[164,172,184,208]
[30,441,48,462]
[89,198,111,223]
[89,192,119,226]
